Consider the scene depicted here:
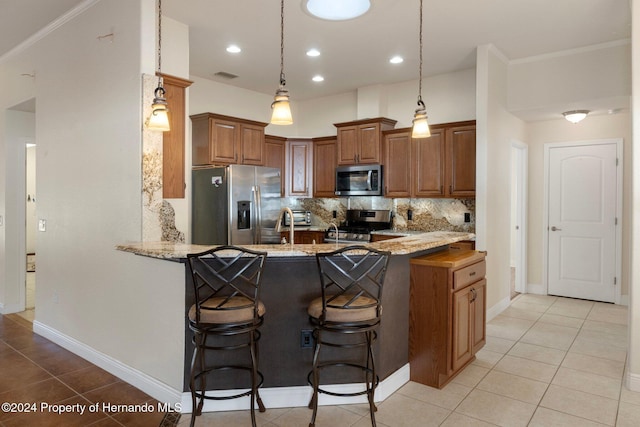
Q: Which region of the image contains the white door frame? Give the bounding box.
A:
[542,138,623,303]
[511,140,528,294]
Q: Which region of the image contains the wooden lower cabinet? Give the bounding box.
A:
[409,249,486,388]
[280,230,325,245]
[449,240,476,251]
[370,234,400,242]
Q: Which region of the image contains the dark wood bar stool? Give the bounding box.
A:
[307,246,390,427]
[186,246,268,427]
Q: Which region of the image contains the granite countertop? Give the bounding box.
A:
[116,231,474,260]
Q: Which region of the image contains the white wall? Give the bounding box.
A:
[0,0,185,398]
[26,144,36,254]
[526,113,632,296]
[627,0,640,390]
[476,45,527,313]
[0,110,34,313]
[509,42,631,115]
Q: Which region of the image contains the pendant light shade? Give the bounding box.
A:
[146,0,170,132]
[271,0,293,125]
[147,82,171,131]
[271,87,293,125]
[412,101,430,138]
[411,0,430,139]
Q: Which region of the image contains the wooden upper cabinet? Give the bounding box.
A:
[383,129,412,198]
[286,139,312,198]
[335,118,396,165]
[264,135,286,196]
[313,136,337,197]
[446,124,476,197]
[190,113,267,166]
[160,73,192,199]
[413,128,446,197]
[382,120,475,199]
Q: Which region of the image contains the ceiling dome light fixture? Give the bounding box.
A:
[226,45,241,53]
[306,48,321,57]
[411,0,430,138]
[271,0,293,125]
[312,75,324,82]
[146,0,170,132]
[563,110,589,124]
[305,0,371,21]
[389,56,404,64]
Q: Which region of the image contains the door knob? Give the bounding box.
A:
[551,226,562,231]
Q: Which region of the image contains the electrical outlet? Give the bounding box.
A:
[301,330,314,348]
[332,210,337,218]
[407,209,413,221]
[0,215,3,226]
[464,212,471,223]
[38,219,47,232]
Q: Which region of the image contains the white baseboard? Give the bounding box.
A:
[180,363,411,414]
[486,296,511,322]
[31,320,410,415]
[33,321,182,405]
[626,371,640,392]
[526,283,545,295]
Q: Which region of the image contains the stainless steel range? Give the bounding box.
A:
[325,209,392,243]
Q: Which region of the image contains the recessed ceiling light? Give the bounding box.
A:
[307,48,321,57]
[312,75,325,82]
[389,56,404,64]
[226,45,241,53]
[304,0,371,21]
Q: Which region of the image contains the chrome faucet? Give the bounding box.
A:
[275,207,295,246]
[328,222,339,245]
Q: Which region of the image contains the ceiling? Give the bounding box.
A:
[1,0,631,120]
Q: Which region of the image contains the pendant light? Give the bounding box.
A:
[146,0,170,132]
[411,0,430,138]
[270,0,293,125]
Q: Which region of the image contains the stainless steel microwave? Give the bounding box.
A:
[335,164,382,196]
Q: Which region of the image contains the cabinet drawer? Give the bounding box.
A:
[453,260,485,290]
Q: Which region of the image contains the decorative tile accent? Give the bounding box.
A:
[282,196,475,233]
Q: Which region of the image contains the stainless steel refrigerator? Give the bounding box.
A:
[192,165,282,245]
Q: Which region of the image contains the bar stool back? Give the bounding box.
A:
[307,246,390,427]
[186,245,267,427]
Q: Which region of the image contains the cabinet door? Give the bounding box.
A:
[337,125,358,165]
[452,285,473,372]
[286,140,312,197]
[358,124,381,164]
[210,118,238,164]
[383,131,411,198]
[161,75,192,198]
[472,279,486,353]
[265,136,286,196]
[446,125,476,197]
[413,129,446,197]
[240,124,265,165]
[313,137,337,197]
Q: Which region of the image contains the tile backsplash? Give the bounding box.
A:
[280,196,475,233]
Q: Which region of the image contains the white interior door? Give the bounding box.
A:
[547,142,618,302]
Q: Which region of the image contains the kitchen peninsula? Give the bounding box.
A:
[117,231,474,407]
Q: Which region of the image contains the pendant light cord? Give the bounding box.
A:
[417,0,424,108]
[279,0,286,86]
[157,0,163,88]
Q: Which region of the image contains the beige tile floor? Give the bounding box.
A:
[181,294,640,426]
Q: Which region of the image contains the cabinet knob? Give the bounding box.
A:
[469,271,476,277]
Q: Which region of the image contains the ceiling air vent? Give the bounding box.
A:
[214,71,238,79]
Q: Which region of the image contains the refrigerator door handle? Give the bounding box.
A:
[253,185,263,244]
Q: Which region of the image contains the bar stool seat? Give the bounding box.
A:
[307,246,390,427]
[186,245,268,427]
